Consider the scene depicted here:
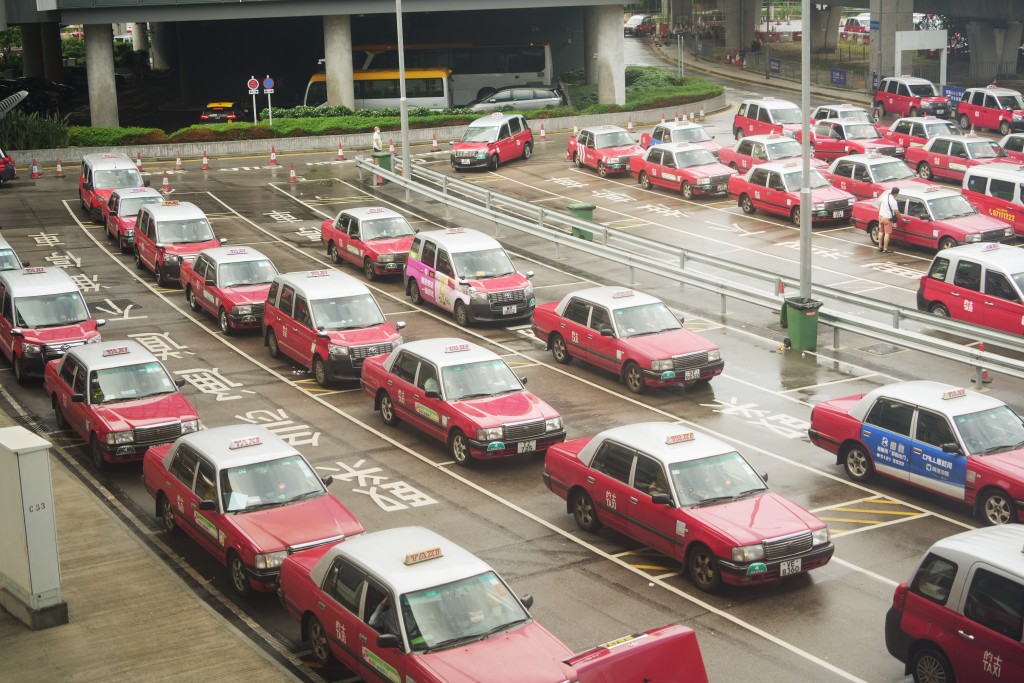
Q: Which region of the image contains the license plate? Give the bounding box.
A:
[502,305,517,315]
[516,440,537,454]
[684,368,700,381]
[716,184,726,191]
[936,109,946,115]
[832,210,845,218]
[461,159,471,165]
[780,558,802,576]
[385,263,398,270]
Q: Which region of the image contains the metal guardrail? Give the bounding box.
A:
[356,156,1024,381]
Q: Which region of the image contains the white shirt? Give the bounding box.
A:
[878,191,900,220]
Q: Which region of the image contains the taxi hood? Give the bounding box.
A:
[92,392,196,433]
[690,491,823,546]
[685,162,734,179]
[811,185,854,201]
[565,625,709,683]
[452,141,493,152]
[463,273,529,294]
[946,212,1013,232]
[323,324,401,346]
[920,96,950,104]
[220,284,272,306]
[231,494,364,553]
[162,238,222,257]
[623,328,717,358]
[20,323,99,345]
[364,235,415,255]
[975,448,1024,480]
[598,143,643,157]
[417,621,575,683]
[455,390,553,425]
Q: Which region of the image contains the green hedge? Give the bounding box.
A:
[0,111,70,149]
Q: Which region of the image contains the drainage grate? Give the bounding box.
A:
[859,343,903,356]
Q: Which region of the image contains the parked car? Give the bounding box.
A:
[719,133,828,173]
[956,85,1024,135]
[624,14,656,36]
[962,163,1024,237]
[321,206,417,280]
[998,132,1024,161]
[0,146,16,186]
[810,119,904,161]
[450,112,533,171]
[884,116,963,149]
[727,161,856,225]
[628,143,736,198]
[732,97,803,140]
[639,121,724,158]
[467,87,563,112]
[823,153,931,199]
[904,134,1010,183]
[874,76,951,118]
[567,125,643,177]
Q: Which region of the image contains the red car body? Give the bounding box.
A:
[884,117,962,150]
[638,121,724,158]
[628,143,736,197]
[718,134,827,174]
[998,133,1024,161]
[320,206,415,280]
[103,187,165,253]
[823,154,932,199]
[874,76,951,119]
[133,201,224,287]
[78,152,146,223]
[810,119,905,161]
[956,86,1024,136]
[732,98,803,140]
[567,125,643,177]
[728,161,856,225]
[904,135,1011,183]
[180,246,278,333]
[0,146,16,185]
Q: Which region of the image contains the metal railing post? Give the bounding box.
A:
[720,292,727,317]
[442,176,451,219]
[892,309,901,329]
[833,326,841,350]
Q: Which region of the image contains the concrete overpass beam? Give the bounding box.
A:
[84,23,119,127]
[20,23,44,79]
[869,0,914,81]
[593,4,625,105]
[811,4,843,53]
[723,0,758,53]
[997,21,1023,77]
[323,15,354,109]
[40,22,64,85]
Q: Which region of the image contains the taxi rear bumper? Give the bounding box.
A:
[466,300,535,324]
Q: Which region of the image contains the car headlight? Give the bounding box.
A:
[163,254,180,264]
[651,359,673,371]
[126,229,134,236]
[475,151,488,159]
[965,234,980,243]
[732,544,765,563]
[523,282,534,299]
[392,336,403,347]
[469,290,488,303]
[181,419,200,434]
[21,343,42,355]
[1014,114,1023,121]
[328,343,349,356]
[233,305,252,315]
[476,427,503,441]
[106,430,134,445]
[1005,227,1015,237]
[708,349,721,362]
[847,198,855,207]
[782,130,797,138]
[87,335,102,344]
[545,417,562,431]
[812,203,825,211]
[378,254,396,263]
[812,528,830,546]
[254,550,288,570]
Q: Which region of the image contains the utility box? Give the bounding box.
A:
[0,427,68,630]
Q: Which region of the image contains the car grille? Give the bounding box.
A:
[672,351,709,372]
[488,289,526,304]
[763,530,813,562]
[824,199,850,211]
[251,303,265,316]
[980,230,1008,243]
[42,339,88,361]
[350,341,396,364]
[134,421,183,446]
[288,533,346,554]
[708,174,731,185]
[455,149,477,158]
[877,146,902,157]
[503,419,546,442]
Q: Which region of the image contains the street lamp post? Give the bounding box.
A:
[799,0,811,299]
[396,0,412,200]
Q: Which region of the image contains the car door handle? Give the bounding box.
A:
[191,502,197,510]
[957,630,975,641]
[359,633,368,643]
[386,379,393,386]
[949,291,961,297]
[413,394,420,400]
[629,497,638,504]
[559,323,565,329]
[317,600,325,611]
[587,334,594,340]
[861,429,872,438]
[984,301,995,306]
[586,476,594,484]
[912,448,923,455]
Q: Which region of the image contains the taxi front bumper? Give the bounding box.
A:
[641,359,724,386]
[468,429,567,459]
[226,311,262,330]
[323,355,366,382]
[451,154,492,169]
[158,259,183,282]
[466,299,535,324]
[717,543,834,586]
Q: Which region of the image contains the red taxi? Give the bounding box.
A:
[263,269,405,387]
[874,76,951,119]
[279,526,709,682]
[0,145,16,186]
[824,153,931,199]
[181,246,278,334]
[956,85,1024,136]
[884,116,962,150]
[810,119,904,161]
[962,164,1024,237]
[143,424,363,597]
[905,134,1011,183]
[103,186,165,253]
[628,143,735,198]
[450,112,533,172]
[718,133,827,174]
[134,201,224,287]
[808,380,1024,525]
[532,287,723,394]
[46,340,199,471]
[543,422,833,592]
[321,206,416,281]
[732,97,803,140]
[809,103,884,133]
[78,152,147,223]
[999,133,1024,161]
[0,236,25,271]
[639,121,724,158]
[727,161,856,225]
[361,338,565,466]
[567,125,643,177]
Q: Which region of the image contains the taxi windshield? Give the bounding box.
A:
[871,160,915,182]
[220,454,324,512]
[954,405,1024,456]
[766,139,802,159]
[673,149,718,168]
[93,168,143,190]
[118,196,163,217]
[595,130,636,148]
[966,140,1005,159]
[462,124,500,143]
[845,123,881,140]
[769,107,802,124]
[782,169,830,190]
[90,362,177,404]
[908,83,938,97]
[156,218,215,244]
[402,571,530,653]
[362,217,415,241]
[218,259,277,288]
[928,195,976,220]
[0,249,21,271]
[925,122,960,137]
[669,451,766,507]
[673,127,712,143]
[14,292,90,328]
[614,302,681,337]
[996,94,1024,109]
[442,358,521,400]
[311,293,385,330]
[452,248,515,279]
[838,109,872,122]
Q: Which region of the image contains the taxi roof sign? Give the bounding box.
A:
[612,290,634,298]
[307,269,330,277]
[367,207,386,213]
[226,248,248,255]
[942,388,967,400]
[445,227,465,234]
[229,435,262,449]
[982,243,1002,252]
[444,343,470,353]
[23,267,46,274]
[163,200,180,206]
[666,432,695,445]
[404,547,443,565]
[924,186,943,192]
[102,346,130,357]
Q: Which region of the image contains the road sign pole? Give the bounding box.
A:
[247,76,260,125]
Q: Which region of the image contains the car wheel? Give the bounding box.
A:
[597,161,608,178]
[159,493,181,535]
[681,181,693,199]
[313,355,329,387]
[155,264,168,288]
[573,152,583,168]
[307,616,332,667]
[740,194,756,215]
[53,395,67,429]
[550,334,572,365]
[735,128,745,141]
[448,429,473,467]
[134,248,146,270]
[687,544,723,593]
[488,153,499,172]
[13,355,27,385]
[917,162,933,180]
[105,224,114,241]
[328,241,341,264]
[875,103,886,118]
[791,206,801,227]
[266,329,281,358]
[999,120,1011,136]
[522,142,532,160]
[454,301,470,327]
[980,489,1015,526]
[911,646,954,683]
[729,162,739,171]
[937,236,957,252]
[929,303,950,318]
[90,434,107,471]
[841,443,873,482]
[80,195,87,212]
[639,172,652,189]
[623,361,647,395]
[379,392,400,426]
[228,551,252,597]
[218,308,232,335]
[187,287,201,312]
[958,113,971,131]
[868,221,880,246]
[408,279,422,304]
[363,258,376,282]
[90,207,103,224]
[572,490,601,532]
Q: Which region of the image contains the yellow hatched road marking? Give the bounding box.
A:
[830,507,921,516]
[819,517,883,525]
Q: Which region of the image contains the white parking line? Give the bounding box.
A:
[780,373,881,393]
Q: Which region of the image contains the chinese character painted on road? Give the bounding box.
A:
[295,225,321,241]
[700,397,809,440]
[591,189,633,204]
[549,177,588,189]
[175,367,253,401]
[234,408,321,447]
[263,210,301,223]
[71,274,102,292]
[128,331,194,360]
[46,251,83,269]
[319,459,436,512]
[93,298,147,321]
[29,232,63,247]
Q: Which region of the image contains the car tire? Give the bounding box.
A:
[999,120,1011,136]
[219,308,232,335]
[572,490,601,532]
[522,142,532,160]
[307,616,332,667]
[958,113,971,131]
[408,279,422,305]
[791,206,801,227]
[911,645,954,683]
[448,429,472,467]
[187,287,201,312]
[313,355,329,387]
[681,181,693,199]
[929,302,950,318]
[159,493,181,535]
[868,221,880,246]
[90,434,107,471]
[328,241,341,264]
[454,301,470,327]
[597,161,608,178]
[488,153,499,172]
[53,395,67,429]
[917,162,933,181]
[639,172,652,189]
[134,248,146,270]
[980,488,1015,526]
[740,194,756,215]
[363,258,376,282]
[687,544,723,593]
[735,129,745,141]
[573,152,583,168]
[550,334,572,365]
[266,329,281,358]
[155,264,168,288]
[623,361,647,395]
[228,551,252,598]
[13,355,27,385]
[937,236,957,252]
[379,391,400,426]
[841,443,873,482]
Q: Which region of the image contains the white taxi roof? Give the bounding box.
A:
[67,340,160,372]
[274,269,370,301]
[197,246,271,266]
[934,242,1024,271]
[743,98,799,110]
[926,525,1024,578]
[469,112,524,127]
[889,184,959,201]
[817,103,868,112]
[82,152,137,170]
[742,134,797,147]
[964,163,1024,182]
[830,153,908,168]
[576,422,733,469]
[110,186,164,202]
[555,286,662,315]
[310,527,493,595]
[416,227,501,255]
[886,75,936,86]
[929,134,987,145]
[751,160,808,175]
[0,267,80,298]
[657,141,713,155]
[848,380,1005,422]
[581,125,629,134]
[339,206,407,222]
[142,200,208,221]
[161,425,301,472]
[967,86,1022,98]
[657,121,707,131]
[891,116,953,126]
[389,337,498,370]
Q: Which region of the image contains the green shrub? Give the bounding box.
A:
[0,110,70,149]
[69,125,167,147]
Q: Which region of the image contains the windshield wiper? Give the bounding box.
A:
[425,634,485,653]
[478,618,528,639]
[694,495,734,507]
[733,488,767,500]
[36,320,87,328]
[978,444,1018,455]
[288,490,323,504]
[454,392,494,401]
[241,500,288,512]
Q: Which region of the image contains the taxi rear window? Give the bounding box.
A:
[909,553,957,606]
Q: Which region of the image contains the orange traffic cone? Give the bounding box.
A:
[661,112,666,124]
[175,151,182,171]
[160,169,170,194]
[539,123,546,141]
[973,342,993,384]
[270,146,279,166]
[725,49,732,64]
[431,131,440,152]
[135,150,143,171]
[389,137,395,154]
[674,110,679,122]
[289,162,298,183]
[201,150,209,170]
[627,115,633,133]
[30,158,42,179]
[572,120,579,135]
[699,109,705,122]
[337,142,345,160]
[55,156,65,178]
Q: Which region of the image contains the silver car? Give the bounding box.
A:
[468,87,564,112]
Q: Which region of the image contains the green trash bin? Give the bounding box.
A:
[784,297,823,352]
[567,202,596,240]
[372,150,393,173]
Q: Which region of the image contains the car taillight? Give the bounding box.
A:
[892,582,909,610]
[227,114,236,120]
[200,115,209,120]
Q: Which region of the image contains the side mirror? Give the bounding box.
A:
[396,321,407,330]
[449,141,455,147]
[761,472,769,483]
[143,179,151,187]
[95,319,107,328]
[10,328,23,337]
[942,442,963,455]
[219,238,227,244]
[198,500,217,511]
[679,317,686,325]
[520,593,534,610]
[205,278,215,286]
[600,327,614,337]
[321,475,334,487]
[174,378,186,387]
[21,261,29,266]
[71,393,85,403]
[377,634,401,649]
[83,181,93,190]
[525,270,535,279]
[424,390,441,399]
[651,493,673,506]
[518,376,527,385]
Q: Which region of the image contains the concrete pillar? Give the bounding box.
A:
[724,0,742,51]
[149,22,177,71]
[810,4,842,53]
[20,23,44,79]
[132,23,150,53]
[584,6,599,85]
[84,24,119,127]
[593,4,625,105]
[323,15,354,108]
[40,22,64,84]
[996,21,1023,78]
[870,0,914,81]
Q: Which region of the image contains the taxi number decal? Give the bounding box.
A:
[335,621,346,644]
[663,173,676,182]
[964,299,974,313]
[605,491,617,510]
[415,403,440,423]
[362,648,400,683]
[570,331,579,344]
[177,494,185,514]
